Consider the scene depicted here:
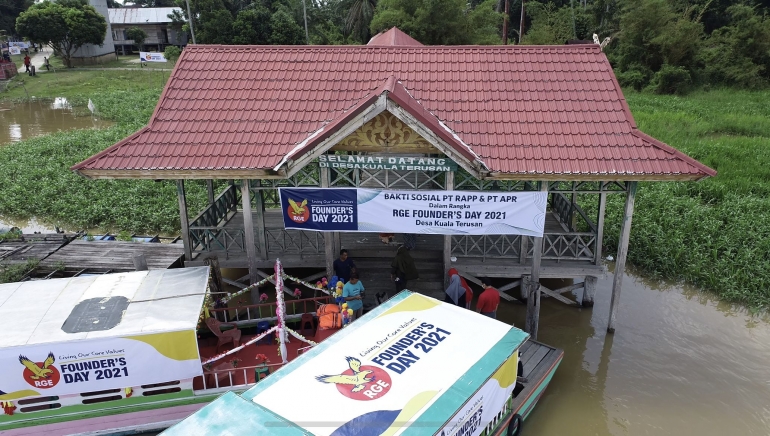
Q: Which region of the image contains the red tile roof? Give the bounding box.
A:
[367,27,424,46]
[73,42,715,181]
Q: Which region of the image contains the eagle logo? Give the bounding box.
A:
[315,357,392,401]
[286,198,310,224]
[19,353,60,388]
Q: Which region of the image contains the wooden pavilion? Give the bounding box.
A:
[72,28,715,337]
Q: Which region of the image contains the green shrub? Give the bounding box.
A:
[650,64,692,94]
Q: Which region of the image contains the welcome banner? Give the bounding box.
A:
[0,331,201,401]
[279,188,547,236]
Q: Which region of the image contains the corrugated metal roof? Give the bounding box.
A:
[73,39,716,180]
[108,7,180,25]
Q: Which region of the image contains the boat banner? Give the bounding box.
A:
[0,330,201,401]
[248,293,528,436]
[279,188,547,236]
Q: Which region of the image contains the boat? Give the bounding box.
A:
[0,264,337,435]
[162,290,564,436]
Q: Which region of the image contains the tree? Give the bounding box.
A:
[164,45,182,62]
[346,0,376,42]
[125,26,147,51]
[15,0,107,68]
[0,0,33,35]
[232,6,272,44]
[270,7,305,44]
[370,0,502,45]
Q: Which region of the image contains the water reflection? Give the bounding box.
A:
[494,268,770,436]
[0,98,112,144]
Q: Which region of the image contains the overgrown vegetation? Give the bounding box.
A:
[602,89,770,308]
[0,70,209,234]
[0,259,39,283]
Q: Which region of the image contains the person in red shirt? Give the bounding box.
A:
[476,278,500,319]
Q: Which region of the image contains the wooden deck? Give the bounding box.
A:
[35,240,184,274]
[0,234,75,266]
[512,340,564,418]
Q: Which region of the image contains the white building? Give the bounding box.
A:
[109,7,188,54]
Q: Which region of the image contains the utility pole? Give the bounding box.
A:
[185,0,196,44]
[302,0,309,44]
[519,0,525,44]
[502,0,510,44]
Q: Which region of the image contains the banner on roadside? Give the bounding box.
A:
[140,51,167,62]
[279,187,547,236]
[9,47,21,55]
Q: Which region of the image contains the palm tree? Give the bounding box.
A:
[346,0,376,43]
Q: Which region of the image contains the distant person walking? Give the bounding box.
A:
[391,245,418,296]
[476,278,501,319]
[43,57,50,71]
[342,272,365,320]
[444,272,466,307]
[23,54,31,72]
[333,249,356,284]
[448,268,473,309]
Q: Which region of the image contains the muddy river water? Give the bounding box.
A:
[500,266,770,436]
[0,98,111,144]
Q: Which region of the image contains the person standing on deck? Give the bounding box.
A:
[343,272,364,320]
[444,272,466,307]
[333,249,356,284]
[476,278,501,319]
[448,268,473,309]
[391,245,418,296]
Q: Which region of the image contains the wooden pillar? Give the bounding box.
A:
[241,180,259,285]
[582,275,597,307]
[595,189,607,265]
[607,181,637,333]
[176,180,192,262]
[132,254,148,271]
[525,181,548,340]
[253,182,268,260]
[443,171,455,287]
[333,232,341,258]
[320,168,335,280]
[206,180,215,205]
[520,274,530,300]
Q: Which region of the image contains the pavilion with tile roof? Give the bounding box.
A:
[72,28,715,335]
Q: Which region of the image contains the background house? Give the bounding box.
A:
[109,7,187,54]
[71,0,117,65]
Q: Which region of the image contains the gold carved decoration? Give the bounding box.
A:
[331,111,439,153]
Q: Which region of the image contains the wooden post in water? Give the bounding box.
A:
[520,274,530,300]
[205,255,224,294]
[320,168,335,280]
[525,181,547,339]
[443,171,454,287]
[595,190,607,265]
[206,180,215,205]
[253,181,268,260]
[607,181,637,333]
[582,275,597,307]
[241,180,259,285]
[132,254,148,271]
[176,180,192,262]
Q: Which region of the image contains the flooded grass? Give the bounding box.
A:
[606,89,770,309]
[0,70,209,234]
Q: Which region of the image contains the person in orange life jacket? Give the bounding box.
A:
[444,271,466,307]
[342,272,364,320]
[476,277,501,319]
[447,268,472,309]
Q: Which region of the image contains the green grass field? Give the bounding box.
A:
[612,90,770,308]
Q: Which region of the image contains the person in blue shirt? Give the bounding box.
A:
[343,272,365,320]
[333,249,356,284]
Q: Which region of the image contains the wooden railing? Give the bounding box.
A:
[189,184,241,253]
[452,232,595,262]
[196,362,285,391]
[451,235,523,259]
[265,229,325,255]
[209,296,332,324]
[529,233,596,261]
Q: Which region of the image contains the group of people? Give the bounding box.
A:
[444,269,501,318]
[332,247,501,321]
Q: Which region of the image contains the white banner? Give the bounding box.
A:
[140,51,167,62]
[280,188,547,236]
[9,41,28,49]
[0,331,201,401]
[9,47,20,55]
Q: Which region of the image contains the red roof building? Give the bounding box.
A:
[72,28,715,335]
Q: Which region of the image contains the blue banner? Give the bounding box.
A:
[280,188,358,231]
